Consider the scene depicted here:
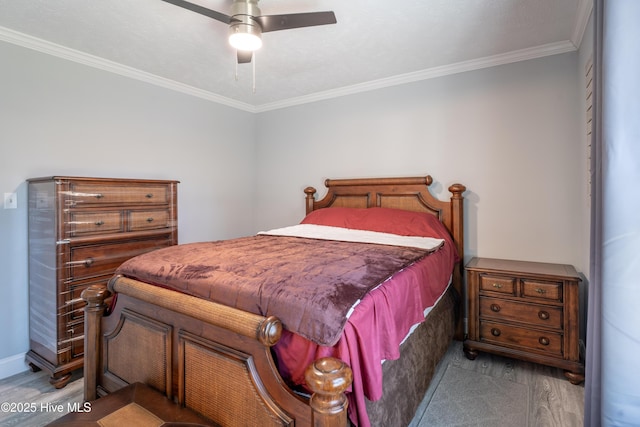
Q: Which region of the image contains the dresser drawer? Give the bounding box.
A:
[129,209,172,231]
[522,279,562,302]
[68,211,124,236]
[68,238,172,280]
[68,183,170,206]
[60,321,84,359]
[64,278,107,321]
[479,274,516,296]
[479,320,563,356]
[66,282,89,321]
[479,297,562,329]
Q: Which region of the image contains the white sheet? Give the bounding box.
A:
[259,224,444,251]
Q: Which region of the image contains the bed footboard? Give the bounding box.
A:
[82,279,352,427]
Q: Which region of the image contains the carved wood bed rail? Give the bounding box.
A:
[82,175,465,427]
[83,278,352,426]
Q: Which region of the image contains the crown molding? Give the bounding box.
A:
[2,26,576,114]
[0,26,256,113]
[571,0,594,49]
[255,41,578,112]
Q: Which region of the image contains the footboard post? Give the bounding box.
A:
[81,285,110,402]
[305,358,353,427]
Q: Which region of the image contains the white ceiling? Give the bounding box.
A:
[0,0,592,112]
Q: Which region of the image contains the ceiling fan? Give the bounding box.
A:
[161,0,337,64]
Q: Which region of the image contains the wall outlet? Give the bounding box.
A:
[4,192,17,209]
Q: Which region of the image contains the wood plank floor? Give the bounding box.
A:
[410,341,585,427]
[0,369,83,426]
[0,341,583,426]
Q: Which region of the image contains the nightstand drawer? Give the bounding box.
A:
[479,297,563,329]
[522,279,562,302]
[479,274,516,295]
[479,321,563,356]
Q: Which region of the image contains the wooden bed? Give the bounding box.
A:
[82,175,466,427]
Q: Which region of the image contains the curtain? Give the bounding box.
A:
[584,0,603,423]
[585,1,640,425]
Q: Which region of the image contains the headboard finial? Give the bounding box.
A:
[304,187,317,215]
[448,183,466,197]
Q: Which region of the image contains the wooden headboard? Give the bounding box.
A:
[304,175,466,339]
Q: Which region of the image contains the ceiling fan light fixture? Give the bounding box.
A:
[229,23,262,51]
[162,0,336,64]
[228,0,262,52]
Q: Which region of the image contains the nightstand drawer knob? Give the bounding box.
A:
[538,310,550,320]
[84,257,94,267]
[539,337,550,346]
[94,220,104,226]
[490,304,501,312]
[492,283,503,289]
[146,217,154,222]
[535,288,546,294]
[491,328,501,337]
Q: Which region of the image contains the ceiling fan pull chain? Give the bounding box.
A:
[252,53,256,93]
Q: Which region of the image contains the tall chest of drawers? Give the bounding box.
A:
[26,176,178,388]
[463,257,584,384]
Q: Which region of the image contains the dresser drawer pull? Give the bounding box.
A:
[538,310,550,320]
[492,283,503,289]
[145,193,153,199]
[535,288,547,294]
[95,193,104,199]
[491,328,501,337]
[94,220,104,226]
[539,337,550,346]
[490,304,501,312]
[146,217,154,223]
[83,257,94,268]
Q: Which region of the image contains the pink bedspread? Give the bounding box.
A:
[272,239,455,427]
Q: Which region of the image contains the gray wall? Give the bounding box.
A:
[255,52,589,273]
[0,40,257,373]
[0,41,591,379]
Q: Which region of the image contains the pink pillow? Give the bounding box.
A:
[301,207,450,240]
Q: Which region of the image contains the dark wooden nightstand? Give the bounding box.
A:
[463,257,584,384]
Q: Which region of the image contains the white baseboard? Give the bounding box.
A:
[0,352,29,380]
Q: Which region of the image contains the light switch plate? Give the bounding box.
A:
[4,192,17,209]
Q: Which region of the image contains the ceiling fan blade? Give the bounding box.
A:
[237,50,253,64]
[255,11,336,33]
[161,0,231,24]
